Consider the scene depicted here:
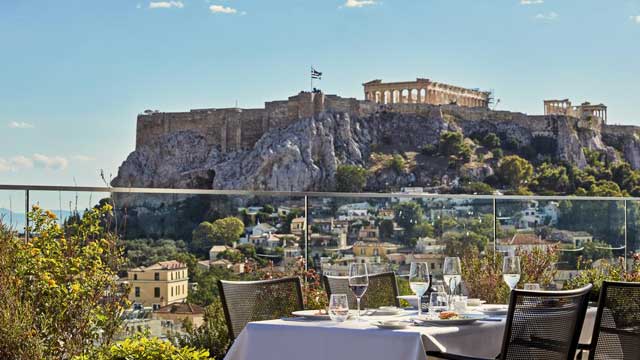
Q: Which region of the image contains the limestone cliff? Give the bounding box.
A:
[112,105,639,194]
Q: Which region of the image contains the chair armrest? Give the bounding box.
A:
[576,343,591,350]
[425,351,494,360]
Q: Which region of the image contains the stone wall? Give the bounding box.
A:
[135,92,365,153]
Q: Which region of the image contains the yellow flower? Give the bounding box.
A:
[103,204,113,212]
[45,210,57,220]
[32,204,40,211]
[70,283,81,293]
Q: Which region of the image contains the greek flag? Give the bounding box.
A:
[311,68,322,79]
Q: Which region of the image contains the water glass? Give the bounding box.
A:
[328,294,350,322]
[443,257,462,295]
[452,295,468,313]
[428,292,448,319]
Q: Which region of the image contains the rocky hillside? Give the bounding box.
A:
[112,105,640,193]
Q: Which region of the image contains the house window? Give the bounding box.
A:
[133,274,138,280]
[154,287,160,298]
[171,272,173,280]
[134,287,140,297]
[430,263,435,270]
[171,287,174,297]
[154,272,160,281]
[360,249,365,255]
[373,249,379,256]
[182,284,185,294]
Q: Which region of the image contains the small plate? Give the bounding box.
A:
[369,306,403,316]
[416,313,487,325]
[372,320,411,329]
[479,305,508,316]
[291,310,331,320]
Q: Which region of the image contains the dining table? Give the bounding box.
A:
[224,306,597,360]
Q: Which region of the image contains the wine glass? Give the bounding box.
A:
[443,257,462,296]
[502,256,521,291]
[348,263,369,320]
[328,294,349,322]
[428,292,448,319]
[409,262,430,317]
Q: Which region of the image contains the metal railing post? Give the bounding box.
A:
[304,195,309,274]
[624,199,628,272]
[24,189,29,242]
[493,196,497,264]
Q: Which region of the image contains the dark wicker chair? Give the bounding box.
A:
[322,271,400,309]
[426,284,593,360]
[578,281,640,360]
[217,277,304,340]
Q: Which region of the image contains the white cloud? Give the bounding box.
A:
[32,154,69,170]
[0,154,90,172]
[343,0,377,8]
[10,156,34,169]
[520,0,543,5]
[149,1,184,9]
[8,121,34,129]
[631,16,640,24]
[534,12,559,21]
[72,155,96,161]
[210,5,238,14]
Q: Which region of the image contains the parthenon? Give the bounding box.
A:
[544,99,607,123]
[363,78,490,108]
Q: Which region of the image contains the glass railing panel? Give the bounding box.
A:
[626,200,640,271]
[0,189,26,233]
[495,197,625,290]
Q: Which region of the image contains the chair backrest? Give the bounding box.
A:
[217,277,304,340]
[588,281,640,360]
[499,284,592,360]
[322,271,400,309]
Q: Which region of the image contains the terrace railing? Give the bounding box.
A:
[0,184,637,275]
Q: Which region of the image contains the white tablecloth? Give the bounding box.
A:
[225,309,597,360]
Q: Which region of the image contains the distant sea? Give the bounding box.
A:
[0,208,76,231]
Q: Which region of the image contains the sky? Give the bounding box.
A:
[1,0,640,193]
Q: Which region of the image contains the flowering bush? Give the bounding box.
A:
[462,246,559,304]
[0,204,129,360]
[75,333,210,360]
[564,254,640,301]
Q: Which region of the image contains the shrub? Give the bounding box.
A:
[481,133,501,149]
[171,300,229,359]
[564,255,640,301]
[0,204,128,360]
[491,148,503,160]
[388,154,406,173]
[76,333,210,360]
[335,164,368,192]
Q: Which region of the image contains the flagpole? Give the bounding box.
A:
[310,65,313,92]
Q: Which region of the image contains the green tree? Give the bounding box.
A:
[588,180,624,197]
[496,155,533,189]
[463,181,494,195]
[77,333,209,360]
[191,221,217,255]
[171,299,231,359]
[211,217,245,245]
[394,202,424,231]
[439,131,465,156]
[335,164,368,192]
[532,163,570,194]
[378,219,395,240]
[482,133,501,149]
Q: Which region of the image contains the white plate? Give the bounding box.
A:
[291,310,331,320]
[369,306,404,316]
[479,305,508,316]
[417,313,488,325]
[372,320,411,329]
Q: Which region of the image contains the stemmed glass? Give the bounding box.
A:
[443,257,462,296]
[348,263,369,321]
[502,256,521,291]
[409,262,430,317]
